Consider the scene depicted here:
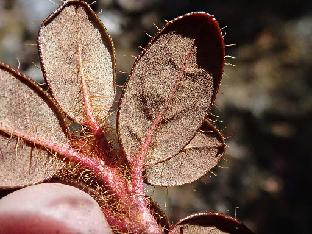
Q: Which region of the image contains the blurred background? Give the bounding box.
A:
[0,0,311,233]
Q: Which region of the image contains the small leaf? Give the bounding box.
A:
[170,212,254,234]
[145,121,225,186]
[118,13,225,166]
[0,63,66,188]
[38,0,116,128]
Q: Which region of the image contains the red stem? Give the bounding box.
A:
[1,127,163,233]
[78,45,101,134]
[74,27,162,233]
[130,50,193,195]
[0,127,129,203]
[128,50,194,234]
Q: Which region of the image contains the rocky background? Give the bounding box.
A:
[0,0,311,233]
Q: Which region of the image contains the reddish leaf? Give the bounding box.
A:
[38,0,116,129]
[118,13,225,168]
[145,121,225,186]
[170,212,254,234]
[0,63,66,188]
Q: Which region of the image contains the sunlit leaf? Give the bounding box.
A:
[145,121,225,186]
[38,1,116,128]
[118,13,225,167]
[0,63,66,188]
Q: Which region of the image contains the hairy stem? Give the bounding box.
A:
[130,50,193,195]
[1,127,162,233]
[128,50,194,234]
[0,127,128,202]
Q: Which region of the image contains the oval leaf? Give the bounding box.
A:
[145,121,225,186]
[118,13,225,166]
[170,212,254,234]
[38,0,116,127]
[0,63,66,188]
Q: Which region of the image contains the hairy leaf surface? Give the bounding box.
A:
[170,212,254,234]
[0,64,65,188]
[0,136,62,188]
[145,121,225,186]
[118,13,224,167]
[39,1,115,127]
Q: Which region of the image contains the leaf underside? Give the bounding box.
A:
[171,212,254,234]
[39,1,115,126]
[118,13,225,186]
[0,136,61,188]
[178,225,227,234]
[145,121,225,186]
[0,64,65,188]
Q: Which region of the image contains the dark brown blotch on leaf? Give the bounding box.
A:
[161,13,225,102]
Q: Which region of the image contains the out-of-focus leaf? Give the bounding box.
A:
[145,121,225,186]
[38,1,116,127]
[146,196,170,233]
[118,13,224,167]
[0,63,66,188]
[170,212,254,234]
